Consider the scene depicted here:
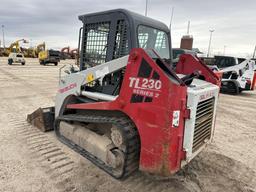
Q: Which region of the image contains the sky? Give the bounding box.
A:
[0,0,255,57]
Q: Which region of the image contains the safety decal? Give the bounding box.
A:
[130,58,162,103]
[172,110,180,128]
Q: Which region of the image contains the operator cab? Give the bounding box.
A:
[214,56,244,69]
[77,9,207,95]
[78,9,172,70]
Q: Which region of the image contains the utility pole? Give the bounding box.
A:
[2,25,5,50]
[253,45,256,59]
[145,0,148,16]
[169,6,174,29]
[207,29,214,57]
[223,45,226,55]
[187,21,190,35]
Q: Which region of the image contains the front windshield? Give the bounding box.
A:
[215,57,236,68]
[137,25,170,59]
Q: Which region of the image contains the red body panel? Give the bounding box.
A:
[251,71,256,90]
[176,54,222,87]
[67,49,219,175]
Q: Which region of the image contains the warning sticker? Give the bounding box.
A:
[172,110,180,127]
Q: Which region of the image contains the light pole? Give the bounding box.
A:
[223,45,226,55]
[145,0,148,16]
[253,45,256,59]
[207,29,214,57]
[169,6,174,29]
[1,25,5,50]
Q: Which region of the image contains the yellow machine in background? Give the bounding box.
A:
[21,42,46,58]
[33,42,46,57]
[4,39,29,56]
[38,49,60,65]
[6,39,28,65]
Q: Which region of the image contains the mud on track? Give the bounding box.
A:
[0,57,255,192]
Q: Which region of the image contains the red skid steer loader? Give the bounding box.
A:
[27,9,221,179]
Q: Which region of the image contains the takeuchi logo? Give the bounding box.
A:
[59,83,77,93]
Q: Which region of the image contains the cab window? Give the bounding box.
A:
[137,25,170,59]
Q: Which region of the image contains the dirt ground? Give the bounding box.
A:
[0,57,255,192]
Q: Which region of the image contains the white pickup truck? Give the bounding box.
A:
[8,52,26,65]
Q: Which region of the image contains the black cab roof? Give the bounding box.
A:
[78,9,169,33]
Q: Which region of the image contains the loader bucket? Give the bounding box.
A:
[27,107,55,132]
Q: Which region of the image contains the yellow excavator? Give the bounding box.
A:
[5,39,29,55]
[33,42,46,58]
[22,42,46,58]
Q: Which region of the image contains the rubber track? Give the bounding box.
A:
[55,114,140,179]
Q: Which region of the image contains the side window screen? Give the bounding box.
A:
[155,31,167,49]
[82,22,110,67]
[113,20,129,59]
[138,33,149,48]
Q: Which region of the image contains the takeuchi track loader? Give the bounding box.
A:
[28,9,221,179]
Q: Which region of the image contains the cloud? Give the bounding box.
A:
[0,0,255,57]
